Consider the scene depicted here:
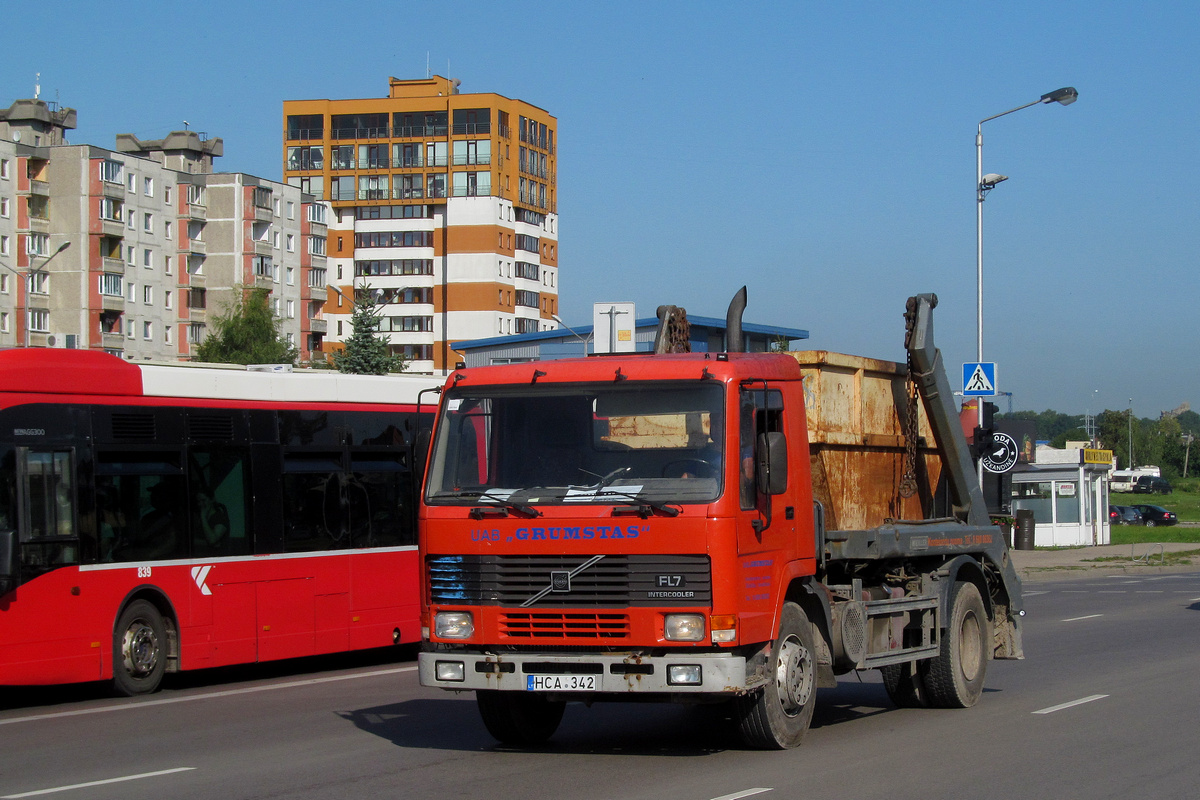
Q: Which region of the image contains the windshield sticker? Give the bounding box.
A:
[564,485,644,502]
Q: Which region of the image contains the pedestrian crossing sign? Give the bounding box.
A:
[963,362,996,396]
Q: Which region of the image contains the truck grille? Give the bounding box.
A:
[427,554,711,608]
[500,612,631,639]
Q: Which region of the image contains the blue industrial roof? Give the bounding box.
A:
[454,315,809,351]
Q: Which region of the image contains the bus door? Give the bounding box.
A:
[15,448,80,576]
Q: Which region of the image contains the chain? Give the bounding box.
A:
[899,302,920,498]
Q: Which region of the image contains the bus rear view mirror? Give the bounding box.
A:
[0,529,16,595]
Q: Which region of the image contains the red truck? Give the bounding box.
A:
[417,292,1023,748]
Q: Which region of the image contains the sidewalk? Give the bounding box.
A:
[1011,542,1200,581]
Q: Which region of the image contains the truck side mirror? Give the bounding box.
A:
[0,529,16,596]
[755,431,788,495]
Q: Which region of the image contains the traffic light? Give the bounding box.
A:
[973,401,1000,459]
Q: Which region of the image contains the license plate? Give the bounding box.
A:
[526,674,597,691]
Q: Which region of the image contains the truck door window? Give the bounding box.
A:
[739,388,784,510]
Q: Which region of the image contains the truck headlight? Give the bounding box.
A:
[435,661,466,682]
[664,613,705,642]
[434,611,475,639]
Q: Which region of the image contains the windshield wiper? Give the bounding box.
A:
[591,488,682,518]
[432,489,542,519]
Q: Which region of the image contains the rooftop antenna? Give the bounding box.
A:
[34,72,40,100]
[426,52,430,78]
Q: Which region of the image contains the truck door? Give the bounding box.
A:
[736,387,795,556]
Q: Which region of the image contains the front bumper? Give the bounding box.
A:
[418,650,762,695]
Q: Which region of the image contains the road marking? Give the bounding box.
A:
[1033,695,1108,715]
[1062,590,1088,593]
[711,790,773,800]
[1024,590,1049,596]
[1098,590,1127,593]
[1135,591,1165,593]
[1189,597,1200,603]
[1062,614,1102,622]
[0,665,417,727]
[1,767,195,798]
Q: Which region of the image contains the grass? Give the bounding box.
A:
[1110,525,1200,545]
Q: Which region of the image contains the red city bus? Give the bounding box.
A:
[0,348,441,695]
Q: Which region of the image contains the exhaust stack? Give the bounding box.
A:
[724,286,747,353]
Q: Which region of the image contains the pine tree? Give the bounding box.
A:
[331,286,407,375]
[194,287,298,366]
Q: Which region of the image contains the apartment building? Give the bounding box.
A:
[283,76,558,372]
[0,98,329,362]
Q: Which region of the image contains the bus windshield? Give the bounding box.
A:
[425,381,726,507]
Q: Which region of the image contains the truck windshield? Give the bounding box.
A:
[425,381,725,507]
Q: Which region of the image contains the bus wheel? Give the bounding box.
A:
[925,581,990,708]
[735,602,817,749]
[476,690,565,746]
[113,600,167,696]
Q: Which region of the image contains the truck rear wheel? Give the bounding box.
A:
[881,661,930,708]
[734,602,817,749]
[925,580,990,708]
[476,690,566,746]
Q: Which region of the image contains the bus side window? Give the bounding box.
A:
[281,452,348,552]
[189,449,251,557]
[96,452,187,562]
[18,449,78,566]
[348,450,413,548]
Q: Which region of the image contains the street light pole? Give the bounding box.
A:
[974,87,1077,485]
[17,240,71,348]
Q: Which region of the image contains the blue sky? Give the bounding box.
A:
[6,1,1197,418]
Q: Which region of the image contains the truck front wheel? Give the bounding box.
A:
[735,602,817,749]
[476,690,566,746]
[925,580,990,708]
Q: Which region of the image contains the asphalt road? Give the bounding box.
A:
[3,571,1199,800]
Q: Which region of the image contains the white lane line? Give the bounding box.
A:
[1190,597,1200,603]
[1098,590,1128,593]
[1,767,195,798]
[1135,591,1165,593]
[1024,590,1050,596]
[1062,590,1088,593]
[1062,614,1102,622]
[1033,695,1109,715]
[711,790,773,800]
[0,665,417,727]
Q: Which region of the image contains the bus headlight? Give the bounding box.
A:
[434,611,475,639]
[664,614,705,642]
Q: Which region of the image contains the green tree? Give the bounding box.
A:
[194,287,297,366]
[331,286,407,375]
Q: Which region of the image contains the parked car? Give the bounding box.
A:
[1109,505,1143,525]
[1134,476,1172,494]
[1132,504,1177,527]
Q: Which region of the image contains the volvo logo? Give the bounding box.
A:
[521,555,606,607]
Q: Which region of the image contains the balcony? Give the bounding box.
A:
[101,255,125,272]
[253,240,273,257]
[331,127,390,140]
[101,332,125,348]
[101,219,125,237]
[185,238,206,255]
[253,204,273,222]
[102,181,125,200]
[186,203,207,221]
[309,319,328,334]
[101,294,125,312]
[253,274,274,291]
[29,179,50,197]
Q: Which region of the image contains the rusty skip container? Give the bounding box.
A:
[788,350,943,532]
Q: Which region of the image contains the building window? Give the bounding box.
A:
[308,236,326,256]
[143,321,153,340]
[426,173,447,199]
[308,267,326,287]
[164,255,172,275]
[187,184,206,206]
[187,323,206,344]
[143,213,153,232]
[164,325,172,344]
[353,231,433,249]
[99,311,122,335]
[286,146,324,171]
[515,290,539,308]
[27,272,48,295]
[286,201,295,219]
[286,234,295,253]
[0,312,8,333]
[515,261,539,280]
[286,300,295,319]
[0,273,7,293]
[188,221,204,241]
[99,198,123,222]
[26,233,50,256]
[187,288,207,309]
[514,234,539,253]
[143,285,153,305]
[28,310,49,333]
[164,289,173,310]
[164,221,172,240]
[126,245,135,265]
[127,173,136,192]
[353,259,433,277]
[253,187,272,209]
[286,266,295,286]
[0,235,8,256]
[144,177,154,197]
[253,255,274,279]
[164,185,171,204]
[99,273,123,297]
[307,204,328,224]
[0,196,8,217]
[143,249,152,268]
[99,160,122,184]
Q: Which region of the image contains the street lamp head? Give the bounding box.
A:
[981,173,1009,189]
[54,241,71,254]
[1041,87,1078,106]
